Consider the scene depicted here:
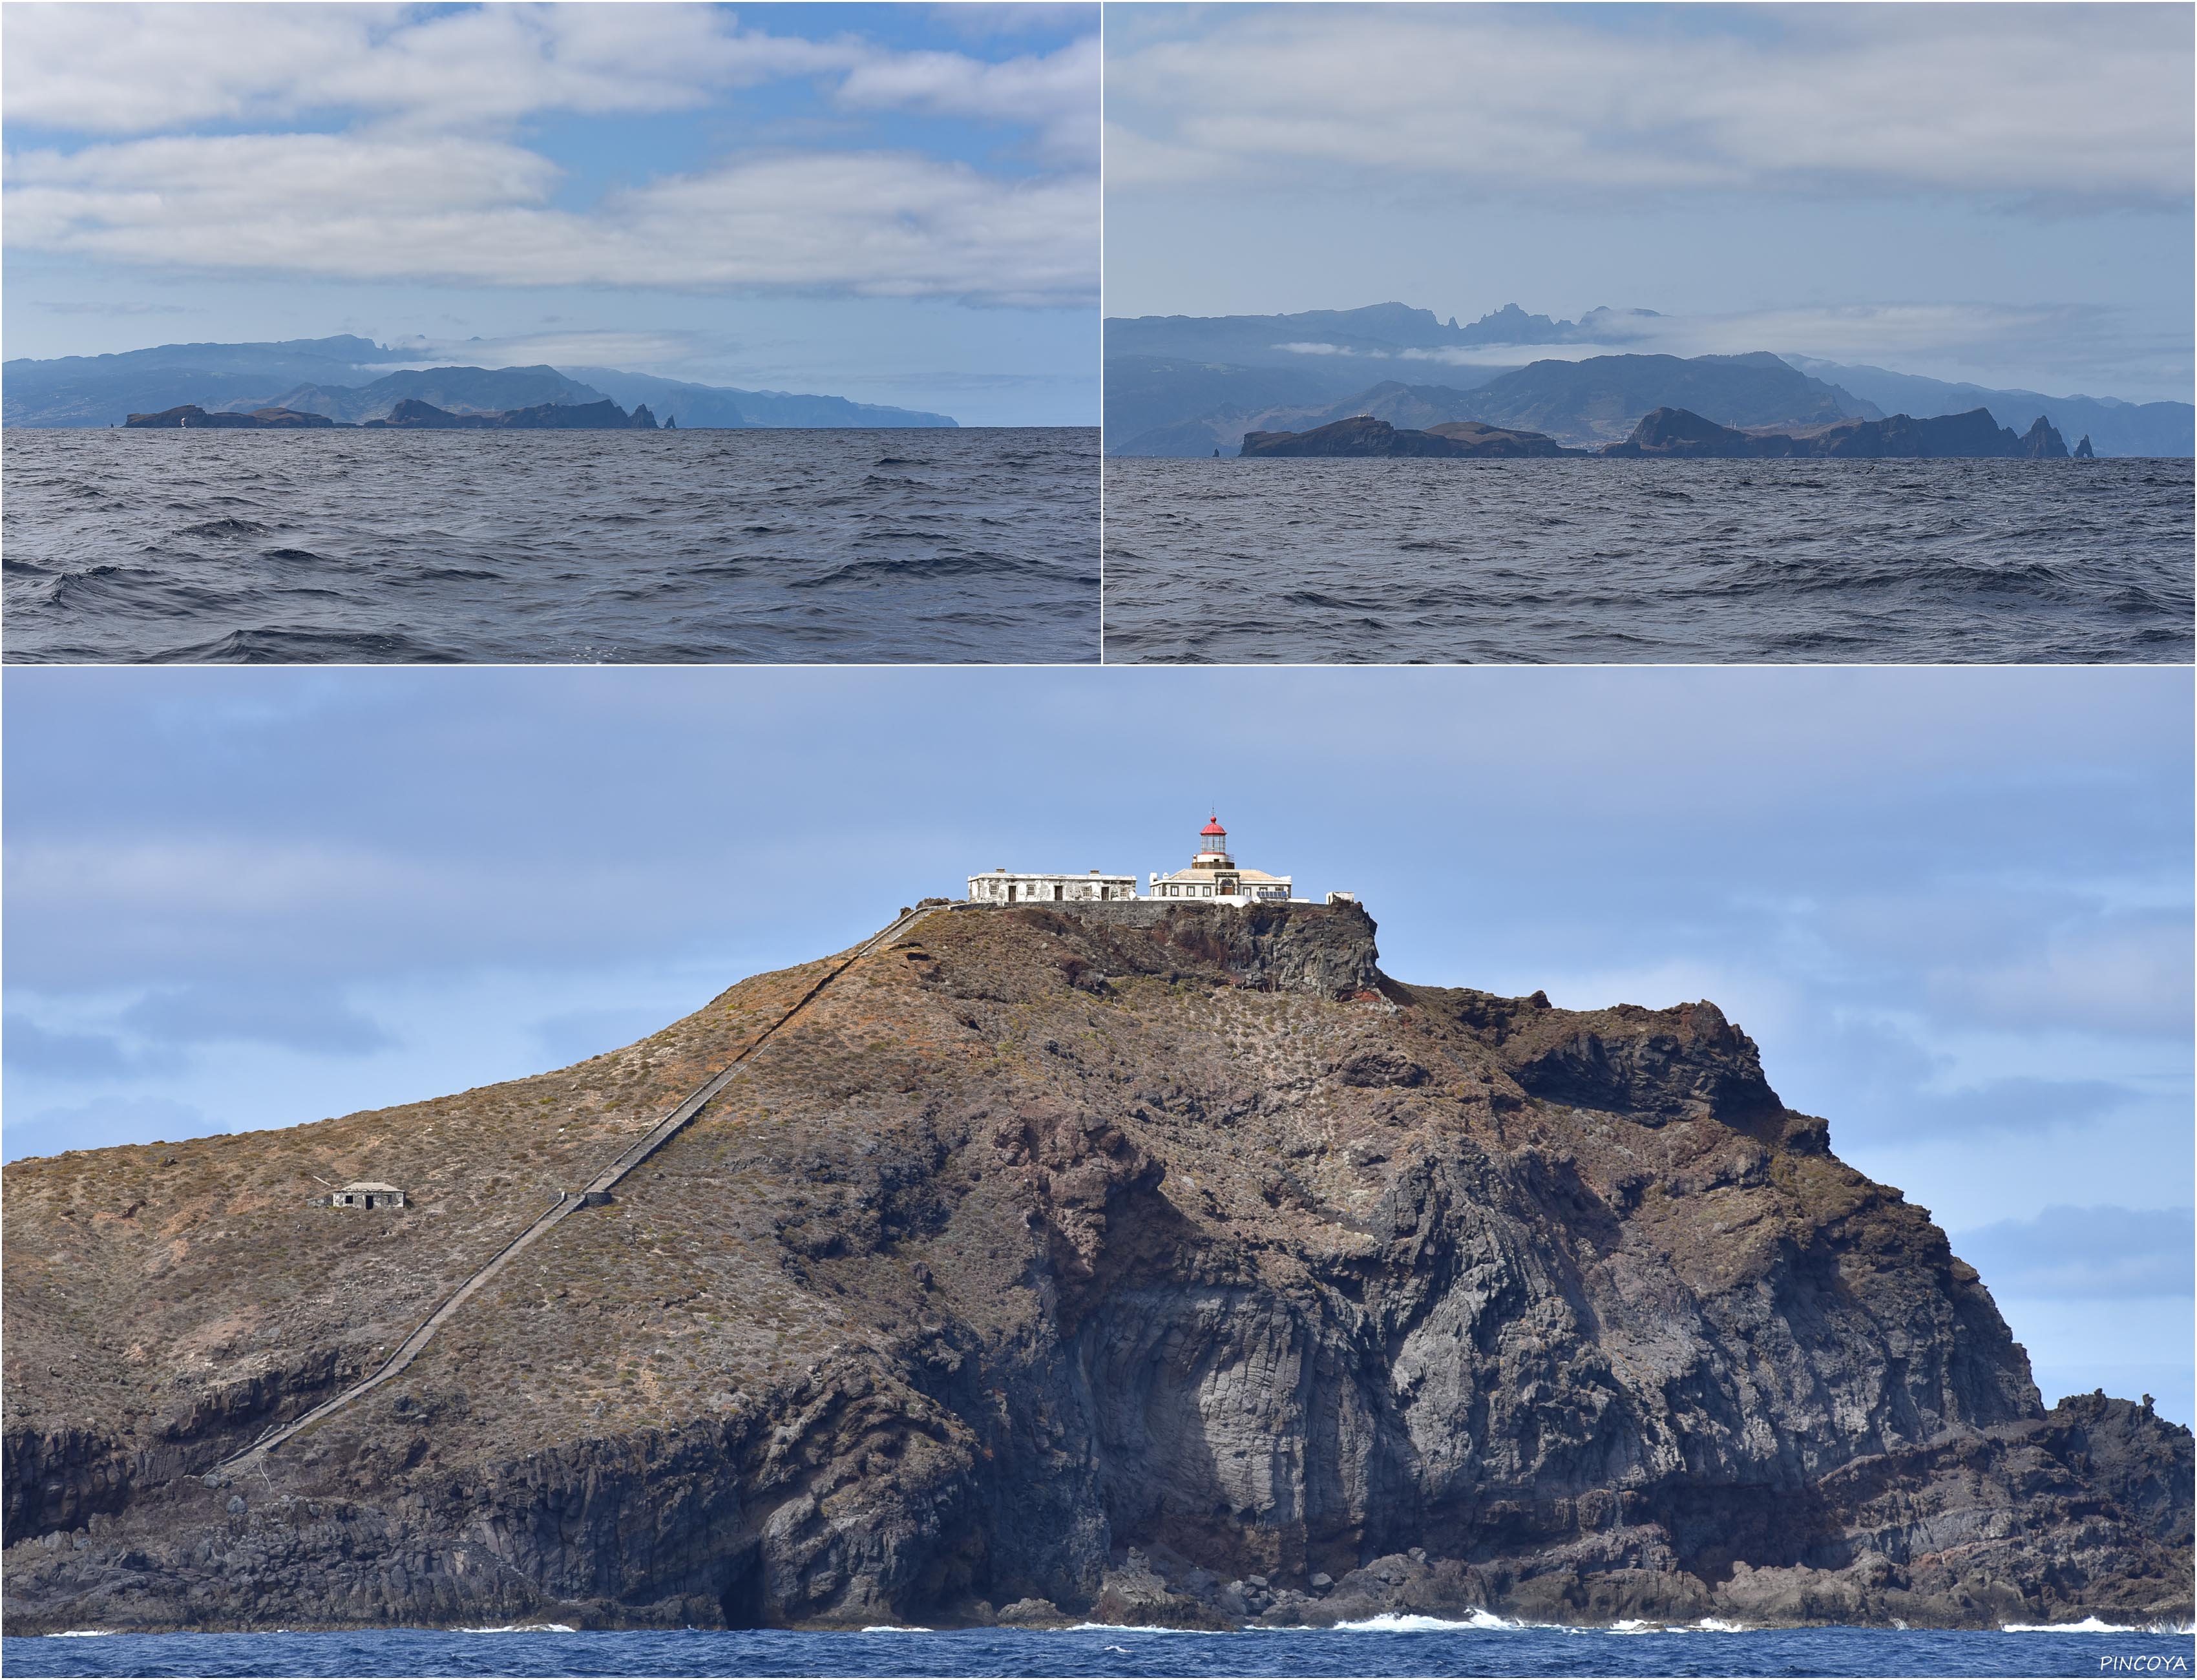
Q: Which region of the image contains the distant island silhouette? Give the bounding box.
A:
[6,335,959,429]
[1104,302,2192,458]
[1239,405,2078,460]
[123,397,668,432]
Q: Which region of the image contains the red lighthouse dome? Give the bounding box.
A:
[1195,815,1232,866]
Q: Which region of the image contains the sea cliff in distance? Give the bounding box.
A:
[1238,405,2081,460]
[1104,302,2194,458]
[3,901,2188,1633]
[3,336,957,429]
[121,397,669,432]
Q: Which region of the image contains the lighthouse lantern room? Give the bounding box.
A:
[1150,814,1294,903]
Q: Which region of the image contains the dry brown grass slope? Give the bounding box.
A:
[5,902,2189,1633]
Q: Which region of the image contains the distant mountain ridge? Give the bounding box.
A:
[1232,404,2076,462]
[1785,357,2192,460]
[1103,302,2193,458]
[120,395,666,431]
[561,367,953,430]
[363,397,662,431]
[1603,405,2072,459]
[3,335,958,428]
[1240,415,1583,458]
[249,366,613,424]
[1455,352,1876,445]
[1109,354,1880,456]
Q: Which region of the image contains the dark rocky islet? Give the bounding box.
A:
[1237,406,2077,461]
[125,397,666,432]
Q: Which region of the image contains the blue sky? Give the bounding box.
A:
[3,3,1098,424]
[1104,3,2196,402]
[5,665,2190,1422]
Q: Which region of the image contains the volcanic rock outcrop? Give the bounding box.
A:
[1239,415,1581,457]
[1603,406,2072,460]
[122,405,337,429]
[5,903,2189,1633]
[362,397,659,430]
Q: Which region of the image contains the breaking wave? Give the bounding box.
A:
[454,1623,578,1633]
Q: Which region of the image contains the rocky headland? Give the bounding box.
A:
[123,397,666,432]
[1232,406,2079,462]
[1239,416,1583,457]
[121,406,339,430]
[5,903,2189,1634]
[1602,406,2072,460]
[362,397,662,431]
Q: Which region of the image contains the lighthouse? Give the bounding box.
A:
[1149,814,1294,903]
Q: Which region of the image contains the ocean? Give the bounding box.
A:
[1100,457,2194,664]
[2,428,1098,664]
[5,1621,2191,1679]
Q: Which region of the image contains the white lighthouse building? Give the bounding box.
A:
[965,815,1347,907]
[1148,816,1294,904]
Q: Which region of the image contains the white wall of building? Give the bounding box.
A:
[967,870,1137,905]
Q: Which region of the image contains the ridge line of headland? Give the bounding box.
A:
[217,903,940,1471]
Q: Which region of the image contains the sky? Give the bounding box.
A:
[1104,3,2196,403]
[5,664,2190,1423]
[1,2,1098,425]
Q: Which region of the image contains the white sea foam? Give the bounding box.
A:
[1325,1610,1524,1632]
[859,1625,934,1633]
[2002,1617,2138,1633]
[456,1623,578,1633]
[1063,1622,1228,1634]
[1692,1617,1748,1632]
[48,1630,117,1637]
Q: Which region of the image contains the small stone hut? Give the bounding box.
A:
[328,1181,405,1210]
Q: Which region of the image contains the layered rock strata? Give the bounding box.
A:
[5,905,2187,1633]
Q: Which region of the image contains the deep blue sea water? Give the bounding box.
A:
[1,428,1098,664]
[1100,456,2194,663]
[8,1622,2192,1679]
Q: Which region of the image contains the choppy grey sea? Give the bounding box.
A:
[3,428,1098,664]
[6,1619,2192,1677]
[1101,456,2194,664]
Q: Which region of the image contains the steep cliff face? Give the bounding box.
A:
[1602,406,2072,461]
[5,905,2188,1633]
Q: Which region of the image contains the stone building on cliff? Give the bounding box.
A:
[1148,816,1294,903]
[967,868,1138,905]
[967,815,1333,907]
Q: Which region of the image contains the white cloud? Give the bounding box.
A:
[836,34,1098,164]
[0,3,1098,306]
[1953,1204,2194,1298]
[3,1,1095,147]
[4,134,1097,306]
[1106,5,2194,205]
[0,3,846,133]
[929,5,1096,43]
[1931,914,2196,1040]
[377,328,715,374]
